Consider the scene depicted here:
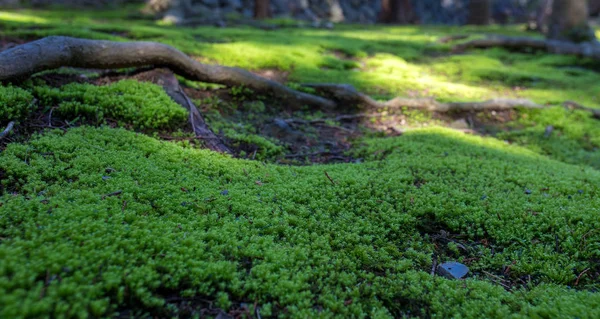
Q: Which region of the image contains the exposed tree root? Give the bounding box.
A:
[302,83,545,112]
[564,101,600,119]
[0,36,335,110]
[453,36,600,59]
[0,121,15,141]
[153,70,232,154]
[2,36,600,149]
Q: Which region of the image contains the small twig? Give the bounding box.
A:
[101,190,122,199]
[431,255,438,276]
[285,151,340,158]
[482,271,512,290]
[0,121,15,140]
[48,107,55,126]
[324,171,336,185]
[575,268,590,286]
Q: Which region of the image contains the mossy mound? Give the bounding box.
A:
[33,80,188,130]
[1,126,599,318]
[0,85,35,123]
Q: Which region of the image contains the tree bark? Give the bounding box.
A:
[379,0,414,24]
[328,0,345,23]
[547,0,596,42]
[254,0,271,20]
[466,0,491,25]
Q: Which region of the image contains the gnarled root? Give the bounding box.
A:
[0,36,335,110]
[303,83,545,112]
[2,36,600,145]
[453,36,600,59]
[148,69,232,154]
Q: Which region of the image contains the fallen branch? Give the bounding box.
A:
[0,36,335,110]
[453,36,600,60]
[0,121,15,140]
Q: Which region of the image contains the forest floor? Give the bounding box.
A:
[1,6,600,319]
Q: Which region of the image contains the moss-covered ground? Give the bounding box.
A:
[1,6,600,318]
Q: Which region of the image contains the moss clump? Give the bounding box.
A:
[33,80,188,130]
[0,85,35,123]
[1,126,600,318]
[498,107,600,169]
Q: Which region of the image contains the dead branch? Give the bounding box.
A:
[453,36,600,59]
[0,121,15,140]
[0,36,335,110]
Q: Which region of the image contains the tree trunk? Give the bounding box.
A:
[328,0,345,23]
[547,0,596,42]
[466,0,491,25]
[254,0,271,20]
[379,0,414,24]
[591,0,600,16]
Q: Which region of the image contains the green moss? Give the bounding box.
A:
[1,126,600,317]
[0,85,35,123]
[33,80,188,130]
[498,107,600,169]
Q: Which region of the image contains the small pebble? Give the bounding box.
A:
[437,262,469,279]
[221,190,229,196]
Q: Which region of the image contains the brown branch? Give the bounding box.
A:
[453,36,600,59]
[324,171,336,185]
[0,121,15,140]
[0,36,336,110]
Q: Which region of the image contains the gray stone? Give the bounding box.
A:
[437,262,469,279]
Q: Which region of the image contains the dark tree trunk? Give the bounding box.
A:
[466,0,491,25]
[547,0,596,42]
[591,0,600,16]
[254,0,271,20]
[379,0,414,24]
